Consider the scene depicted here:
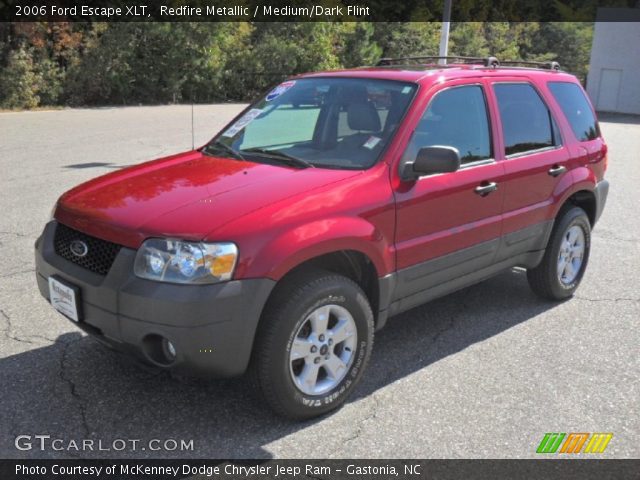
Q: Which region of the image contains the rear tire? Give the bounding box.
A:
[250,269,374,420]
[527,206,591,300]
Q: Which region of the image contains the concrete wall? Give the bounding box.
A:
[587,13,640,114]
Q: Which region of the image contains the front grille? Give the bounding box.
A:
[54,223,122,276]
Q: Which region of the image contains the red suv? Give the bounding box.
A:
[35,57,609,419]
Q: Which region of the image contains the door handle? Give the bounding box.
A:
[474,182,498,197]
[548,165,567,177]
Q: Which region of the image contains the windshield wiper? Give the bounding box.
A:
[241,148,314,169]
[202,140,245,161]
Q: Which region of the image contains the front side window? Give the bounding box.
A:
[402,85,492,166]
[205,78,417,170]
[494,83,560,156]
[548,82,600,142]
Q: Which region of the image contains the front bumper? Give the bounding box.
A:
[35,221,275,377]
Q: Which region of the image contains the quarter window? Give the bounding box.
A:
[403,85,492,165]
[494,83,560,156]
[548,82,600,141]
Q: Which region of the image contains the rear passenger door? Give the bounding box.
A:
[489,80,568,261]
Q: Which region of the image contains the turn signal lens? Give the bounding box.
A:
[211,253,236,277]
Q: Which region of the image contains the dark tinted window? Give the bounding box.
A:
[494,83,560,156]
[549,82,599,141]
[403,85,492,165]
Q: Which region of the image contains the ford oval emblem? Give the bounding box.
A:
[69,240,89,258]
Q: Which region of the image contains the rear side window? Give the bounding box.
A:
[548,82,600,141]
[494,83,560,156]
[403,85,492,165]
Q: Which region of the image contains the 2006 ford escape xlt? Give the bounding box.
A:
[35,56,609,419]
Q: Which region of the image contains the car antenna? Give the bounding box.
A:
[191,91,195,151]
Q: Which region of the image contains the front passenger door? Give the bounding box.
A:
[393,83,504,303]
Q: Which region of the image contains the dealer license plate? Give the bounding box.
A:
[48,276,81,322]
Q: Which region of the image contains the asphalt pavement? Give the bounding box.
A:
[0,105,638,459]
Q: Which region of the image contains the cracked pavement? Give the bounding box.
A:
[0,107,638,459]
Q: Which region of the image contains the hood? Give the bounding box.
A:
[55,151,359,248]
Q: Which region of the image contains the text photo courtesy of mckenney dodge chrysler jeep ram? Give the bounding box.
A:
[35,56,609,419]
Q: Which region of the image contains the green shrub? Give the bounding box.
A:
[0,46,42,109]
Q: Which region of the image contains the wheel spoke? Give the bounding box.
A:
[567,227,579,245]
[299,362,320,390]
[309,305,330,335]
[571,257,582,272]
[571,242,584,256]
[558,256,568,275]
[330,318,354,344]
[563,260,575,280]
[323,354,347,380]
[290,338,312,361]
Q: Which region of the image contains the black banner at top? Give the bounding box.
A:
[3,0,640,22]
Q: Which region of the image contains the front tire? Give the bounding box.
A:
[251,270,374,420]
[527,206,591,300]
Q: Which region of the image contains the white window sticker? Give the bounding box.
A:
[222,108,263,137]
[402,86,412,94]
[265,80,296,102]
[363,136,381,150]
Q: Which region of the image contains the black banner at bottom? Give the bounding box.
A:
[2,459,639,480]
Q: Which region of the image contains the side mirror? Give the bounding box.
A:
[402,146,461,180]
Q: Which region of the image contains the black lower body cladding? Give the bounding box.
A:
[594,179,610,225]
[35,221,275,377]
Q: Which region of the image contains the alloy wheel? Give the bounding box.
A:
[289,304,358,396]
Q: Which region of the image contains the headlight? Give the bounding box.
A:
[134,239,238,284]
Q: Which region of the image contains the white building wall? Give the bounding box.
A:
[587,15,640,114]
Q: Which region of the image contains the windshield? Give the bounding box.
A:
[207,77,417,170]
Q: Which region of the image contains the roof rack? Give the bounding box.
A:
[499,60,561,71]
[375,55,561,71]
[376,56,499,68]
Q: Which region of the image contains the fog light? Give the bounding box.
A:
[162,339,176,361]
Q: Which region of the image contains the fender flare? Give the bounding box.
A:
[241,216,392,281]
[551,166,597,222]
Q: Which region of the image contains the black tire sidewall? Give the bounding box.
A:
[547,208,591,297]
[263,277,373,418]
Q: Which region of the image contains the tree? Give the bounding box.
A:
[1,21,597,108]
[449,23,489,57]
[338,22,381,68]
[530,23,593,82]
[0,22,83,107]
[484,22,523,59]
[0,46,42,109]
[374,23,441,58]
[228,23,345,100]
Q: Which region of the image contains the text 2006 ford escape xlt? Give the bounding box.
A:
[35,56,609,419]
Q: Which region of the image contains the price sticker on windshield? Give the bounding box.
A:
[265,80,296,102]
[222,108,263,137]
[363,136,381,150]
